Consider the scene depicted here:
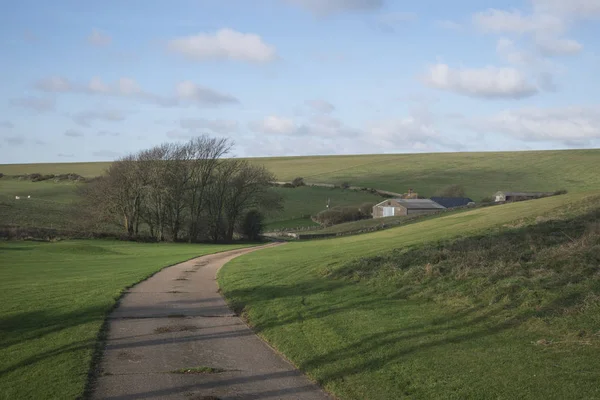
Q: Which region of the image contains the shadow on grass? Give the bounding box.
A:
[225,276,590,386]
[0,305,108,377]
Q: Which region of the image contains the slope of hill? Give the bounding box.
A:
[0,179,383,232]
[219,191,600,399]
[1,149,599,201]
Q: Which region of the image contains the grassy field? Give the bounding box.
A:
[0,178,383,232]
[0,241,251,399]
[0,179,85,231]
[219,191,600,399]
[2,149,599,200]
[267,186,383,230]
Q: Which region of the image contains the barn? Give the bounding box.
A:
[373,198,445,218]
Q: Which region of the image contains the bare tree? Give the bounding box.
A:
[78,135,279,243]
[89,155,145,237]
[186,136,233,242]
[222,161,281,242]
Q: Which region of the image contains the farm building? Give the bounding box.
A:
[430,197,474,209]
[373,199,445,218]
[494,191,554,203]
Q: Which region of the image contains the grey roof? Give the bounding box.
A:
[430,197,473,208]
[393,199,446,209]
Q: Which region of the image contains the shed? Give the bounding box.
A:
[373,199,445,218]
[494,191,554,203]
[430,197,474,209]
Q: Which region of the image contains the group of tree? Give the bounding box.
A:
[80,136,282,243]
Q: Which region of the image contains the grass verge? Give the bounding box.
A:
[219,192,600,399]
[0,240,250,399]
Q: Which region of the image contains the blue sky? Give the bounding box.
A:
[1,0,599,163]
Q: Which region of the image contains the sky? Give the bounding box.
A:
[1,0,600,163]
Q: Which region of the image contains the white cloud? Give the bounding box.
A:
[175,81,239,106]
[73,110,127,127]
[473,9,564,35]
[305,99,335,114]
[35,76,73,92]
[532,0,600,19]
[5,136,25,146]
[535,37,583,56]
[464,105,600,142]
[10,97,55,112]
[284,0,383,16]
[473,5,584,59]
[250,116,297,135]
[180,118,238,134]
[88,77,111,93]
[423,63,539,99]
[88,29,112,47]
[64,129,84,137]
[435,20,464,31]
[0,121,14,129]
[117,78,142,95]
[97,130,121,137]
[168,29,277,63]
[496,38,538,65]
[33,76,238,107]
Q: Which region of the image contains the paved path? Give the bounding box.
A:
[92,245,330,400]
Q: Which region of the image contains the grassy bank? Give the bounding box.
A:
[219,192,600,399]
[0,241,250,399]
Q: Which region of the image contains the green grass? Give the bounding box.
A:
[301,210,470,236]
[0,162,111,178]
[0,240,251,399]
[266,186,382,230]
[2,149,600,201]
[0,179,86,230]
[0,179,383,232]
[218,192,600,399]
[253,150,600,200]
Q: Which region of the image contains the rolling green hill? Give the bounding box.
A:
[0,241,251,399]
[219,191,600,399]
[2,149,599,201]
[0,179,383,231]
[2,149,599,232]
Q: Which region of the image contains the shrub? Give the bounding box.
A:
[435,184,466,198]
[340,181,351,189]
[0,173,4,179]
[554,189,568,195]
[283,183,295,188]
[314,206,365,226]
[240,210,265,241]
[359,202,376,217]
[32,174,55,182]
[291,177,305,187]
[481,196,494,203]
